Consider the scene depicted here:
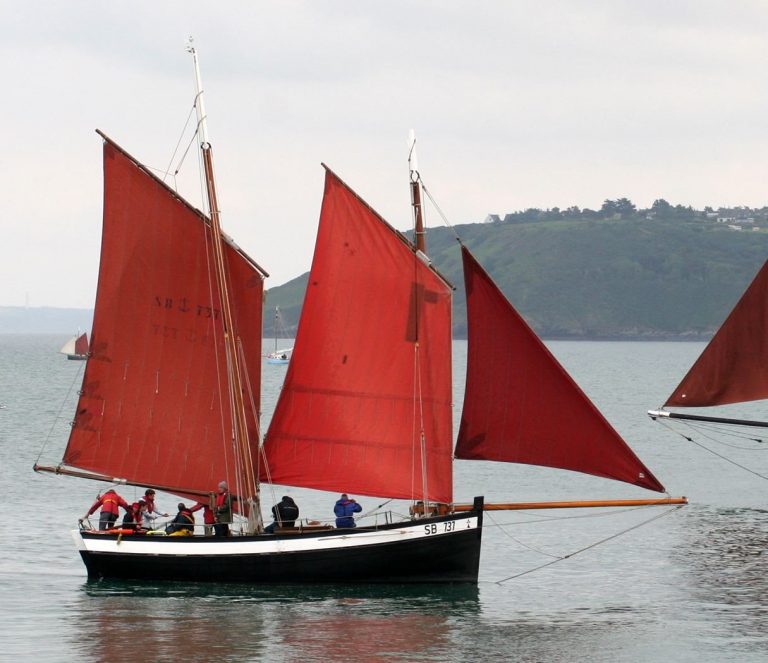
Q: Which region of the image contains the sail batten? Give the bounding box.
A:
[456,247,665,493]
[263,168,454,503]
[61,140,265,500]
[665,260,768,408]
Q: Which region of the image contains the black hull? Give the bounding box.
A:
[77,497,484,584]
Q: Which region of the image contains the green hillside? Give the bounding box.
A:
[264,215,768,340]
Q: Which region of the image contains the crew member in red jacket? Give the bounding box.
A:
[82,488,131,530]
[190,495,215,536]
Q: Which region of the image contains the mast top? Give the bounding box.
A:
[408,129,419,182]
[186,36,209,146]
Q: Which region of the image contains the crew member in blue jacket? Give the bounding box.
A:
[334,494,362,528]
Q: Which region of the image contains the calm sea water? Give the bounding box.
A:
[1,335,767,662]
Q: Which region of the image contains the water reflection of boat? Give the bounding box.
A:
[77,581,477,662]
[672,506,768,643]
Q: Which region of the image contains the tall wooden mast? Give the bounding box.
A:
[187,39,262,533]
[408,130,432,509]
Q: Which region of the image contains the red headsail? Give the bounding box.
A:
[263,167,454,503]
[455,246,664,493]
[62,138,265,499]
[666,260,768,407]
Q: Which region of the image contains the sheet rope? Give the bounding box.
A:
[494,503,685,584]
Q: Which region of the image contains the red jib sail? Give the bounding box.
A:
[666,260,768,407]
[62,138,265,499]
[74,333,89,356]
[455,247,664,493]
[263,167,454,503]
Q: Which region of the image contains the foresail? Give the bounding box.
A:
[263,167,454,503]
[59,337,77,355]
[455,247,665,493]
[61,138,265,500]
[665,260,768,407]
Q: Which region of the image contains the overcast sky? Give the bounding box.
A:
[3,1,768,309]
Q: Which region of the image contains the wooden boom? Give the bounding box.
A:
[649,409,768,428]
[451,497,688,512]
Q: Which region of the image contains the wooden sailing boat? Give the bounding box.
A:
[34,47,684,584]
[266,306,292,364]
[649,260,768,430]
[59,331,89,360]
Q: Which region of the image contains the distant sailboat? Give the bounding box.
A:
[34,44,685,584]
[650,260,768,430]
[266,306,292,364]
[59,332,89,361]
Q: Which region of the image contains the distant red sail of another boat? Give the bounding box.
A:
[74,333,89,356]
[665,260,768,408]
[62,139,266,500]
[455,246,665,493]
[264,167,454,504]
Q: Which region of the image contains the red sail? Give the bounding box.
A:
[455,247,664,493]
[263,168,454,503]
[62,139,265,499]
[666,260,768,407]
[74,333,89,356]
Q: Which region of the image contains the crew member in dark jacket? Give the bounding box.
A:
[264,496,300,534]
[166,503,195,535]
[334,494,362,528]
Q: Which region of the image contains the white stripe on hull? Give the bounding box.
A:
[73,517,480,557]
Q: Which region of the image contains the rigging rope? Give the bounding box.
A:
[658,419,768,482]
[35,358,87,464]
[495,504,685,584]
[195,114,234,499]
[418,178,459,240]
[666,418,765,448]
[162,102,197,186]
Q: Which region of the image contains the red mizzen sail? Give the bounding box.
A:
[455,247,664,493]
[62,138,265,499]
[263,167,454,503]
[665,260,768,407]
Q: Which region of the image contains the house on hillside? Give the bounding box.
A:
[483,214,502,224]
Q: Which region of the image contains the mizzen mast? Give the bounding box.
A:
[408,130,426,253]
[187,39,262,533]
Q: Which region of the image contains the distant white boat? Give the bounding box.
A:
[266,306,292,364]
[60,332,89,360]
